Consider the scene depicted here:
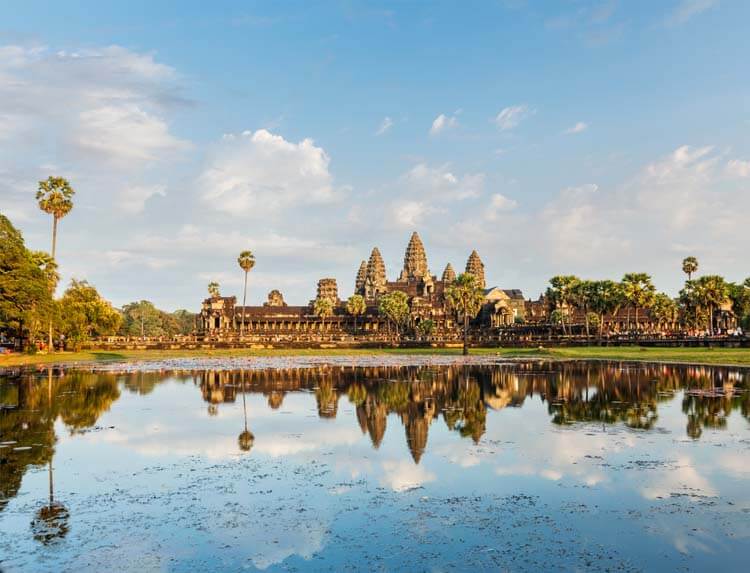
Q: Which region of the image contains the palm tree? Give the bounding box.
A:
[682,257,699,281]
[571,280,597,337]
[547,275,580,335]
[36,177,75,260]
[313,297,334,336]
[588,280,623,338]
[207,281,220,298]
[694,275,729,335]
[36,177,74,353]
[346,294,366,334]
[621,273,655,334]
[237,250,256,336]
[445,273,485,355]
[650,293,678,333]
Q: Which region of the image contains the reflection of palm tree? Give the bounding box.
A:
[32,373,69,544]
[238,371,254,452]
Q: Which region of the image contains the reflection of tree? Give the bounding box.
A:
[238,371,254,453]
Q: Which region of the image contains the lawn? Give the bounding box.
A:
[1,345,750,369]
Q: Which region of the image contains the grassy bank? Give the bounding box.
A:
[1,346,750,369]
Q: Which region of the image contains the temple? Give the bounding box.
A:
[199,231,528,340]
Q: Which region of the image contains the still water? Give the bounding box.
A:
[1,358,749,572]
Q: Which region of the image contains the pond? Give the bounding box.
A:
[1,358,749,572]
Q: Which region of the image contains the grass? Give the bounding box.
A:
[1,345,750,369]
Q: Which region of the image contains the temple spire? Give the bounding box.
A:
[441,263,456,283]
[355,260,367,294]
[465,250,486,289]
[399,231,429,282]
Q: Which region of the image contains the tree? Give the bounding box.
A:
[445,273,485,355]
[207,281,220,298]
[416,319,435,340]
[237,250,255,336]
[37,176,74,350]
[682,256,699,281]
[621,273,655,333]
[650,293,678,333]
[119,300,182,337]
[313,297,334,334]
[0,214,53,349]
[377,291,410,341]
[693,275,729,335]
[728,281,750,330]
[57,280,122,349]
[346,294,366,333]
[588,280,623,337]
[171,309,197,335]
[571,280,598,337]
[547,275,580,335]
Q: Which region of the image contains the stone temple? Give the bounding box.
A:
[199,232,528,338]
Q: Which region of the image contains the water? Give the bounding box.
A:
[1,359,749,572]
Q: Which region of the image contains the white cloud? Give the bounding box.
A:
[726,158,750,178]
[380,459,435,492]
[485,193,518,221]
[494,104,531,131]
[117,184,167,214]
[564,121,588,134]
[666,0,719,26]
[200,129,345,217]
[391,200,430,228]
[375,116,393,136]
[429,113,458,136]
[402,163,484,200]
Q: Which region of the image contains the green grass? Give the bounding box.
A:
[1,345,750,369]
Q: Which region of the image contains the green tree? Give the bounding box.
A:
[571,280,598,337]
[693,275,729,335]
[57,280,122,349]
[119,300,181,337]
[346,294,366,333]
[547,275,580,335]
[207,281,220,298]
[416,318,435,340]
[727,281,750,330]
[682,256,699,281]
[37,176,74,350]
[0,214,53,349]
[171,309,197,335]
[650,293,678,332]
[377,291,410,341]
[621,273,655,333]
[445,273,485,355]
[313,297,334,333]
[588,280,624,337]
[237,250,255,335]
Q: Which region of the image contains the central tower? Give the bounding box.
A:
[398,231,430,282]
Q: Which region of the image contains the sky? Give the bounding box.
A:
[1,0,749,311]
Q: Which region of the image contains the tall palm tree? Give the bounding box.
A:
[346,294,366,334]
[621,273,655,334]
[682,257,699,281]
[36,177,74,353]
[207,281,220,298]
[694,275,729,335]
[237,250,256,336]
[445,273,485,356]
[548,275,580,335]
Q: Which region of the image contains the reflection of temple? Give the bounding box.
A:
[199,232,530,338]
[2,362,749,517]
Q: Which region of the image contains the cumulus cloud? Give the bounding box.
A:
[402,163,484,200]
[391,200,431,228]
[0,44,189,166]
[375,116,394,135]
[117,184,167,214]
[666,0,719,26]
[726,158,750,178]
[429,112,458,136]
[485,193,518,221]
[494,104,532,131]
[564,121,588,134]
[200,129,345,217]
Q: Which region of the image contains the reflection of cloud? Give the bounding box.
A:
[249,520,327,570]
[716,453,750,479]
[640,456,716,500]
[255,426,362,457]
[381,459,435,492]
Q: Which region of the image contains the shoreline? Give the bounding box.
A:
[3,346,750,372]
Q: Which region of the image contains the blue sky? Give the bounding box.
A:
[1,0,749,310]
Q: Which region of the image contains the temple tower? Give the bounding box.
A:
[441,263,456,283]
[465,250,486,289]
[316,278,339,305]
[364,247,387,299]
[398,231,430,282]
[355,260,367,294]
